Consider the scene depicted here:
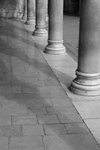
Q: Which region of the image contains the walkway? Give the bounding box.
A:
[0,16,99,150]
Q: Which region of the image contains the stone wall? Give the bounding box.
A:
[0,0,24,18]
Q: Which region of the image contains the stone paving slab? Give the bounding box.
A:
[43,134,100,150]
[0,115,11,126]
[0,137,8,150]
[12,115,38,125]
[43,124,67,135]
[0,17,100,150]
[22,125,44,136]
[37,114,60,124]
[9,136,44,150]
[85,119,100,145]
[73,101,100,119]
[65,122,89,134]
[0,125,22,137]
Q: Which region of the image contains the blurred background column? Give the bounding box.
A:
[25,0,35,25]
[44,0,66,55]
[33,0,47,36]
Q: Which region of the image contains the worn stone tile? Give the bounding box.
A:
[22,125,44,136]
[52,67,75,76]
[15,93,35,99]
[32,98,53,106]
[0,106,27,116]
[48,60,77,67]
[73,101,100,119]
[38,86,64,94]
[0,125,22,137]
[27,106,48,115]
[12,115,38,125]
[1,100,20,108]
[0,115,11,125]
[18,98,36,108]
[10,81,22,86]
[21,86,41,94]
[10,136,44,150]
[38,74,56,81]
[65,123,89,134]
[46,106,78,115]
[85,119,100,145]
[43,124,67,135]
[50,98,73,107]
[44,80,61,86]
[33,93,51,99]
[0,81,10,86]
[0,86,21,93]
[37,115,60,124]
[0,94,16,101]
[43,53,69,61]
[43,134,100,150]
[0,137,8,150]
[50,92,68,99]
[22,75,39,84]
[58,113,83,123]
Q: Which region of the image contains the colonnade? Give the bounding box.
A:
[24,0,100,96]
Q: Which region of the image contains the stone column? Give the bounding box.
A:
[22,0,27,20]
[44,0,66,55]
[70,0,100,96]
[25,0,35,25]
[33,0,47,36]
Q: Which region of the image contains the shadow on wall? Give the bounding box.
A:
[64,0,79,15]
[0,0,24,18]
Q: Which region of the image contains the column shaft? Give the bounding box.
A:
[33,0,47,36]
[22,0,27,20]
[25,0,35,25]
[44,0,66,55]
[70,0,100,95]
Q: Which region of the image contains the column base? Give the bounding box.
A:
[44,40,66,55]
[33,28,48,36]
[22,15,27,21]
[70,70,100,96]
[25,18,35,25]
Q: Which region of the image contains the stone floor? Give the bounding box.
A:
[0,15,100,150]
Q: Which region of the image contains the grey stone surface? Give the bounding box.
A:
[43,124,67,135]
[37,115,60,124]
[0,17,99,150]
[0,125,22,137]
[10,136,44,150]
[12,115,38,125]
[22,125,44,136]
[85,119,100,145]
[43,134,100,150]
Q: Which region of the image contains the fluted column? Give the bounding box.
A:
[44,0,66,55]
[70,0,100,96]
[33,0,47,36]
[25,0,35,25]
[22,0,27,20]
